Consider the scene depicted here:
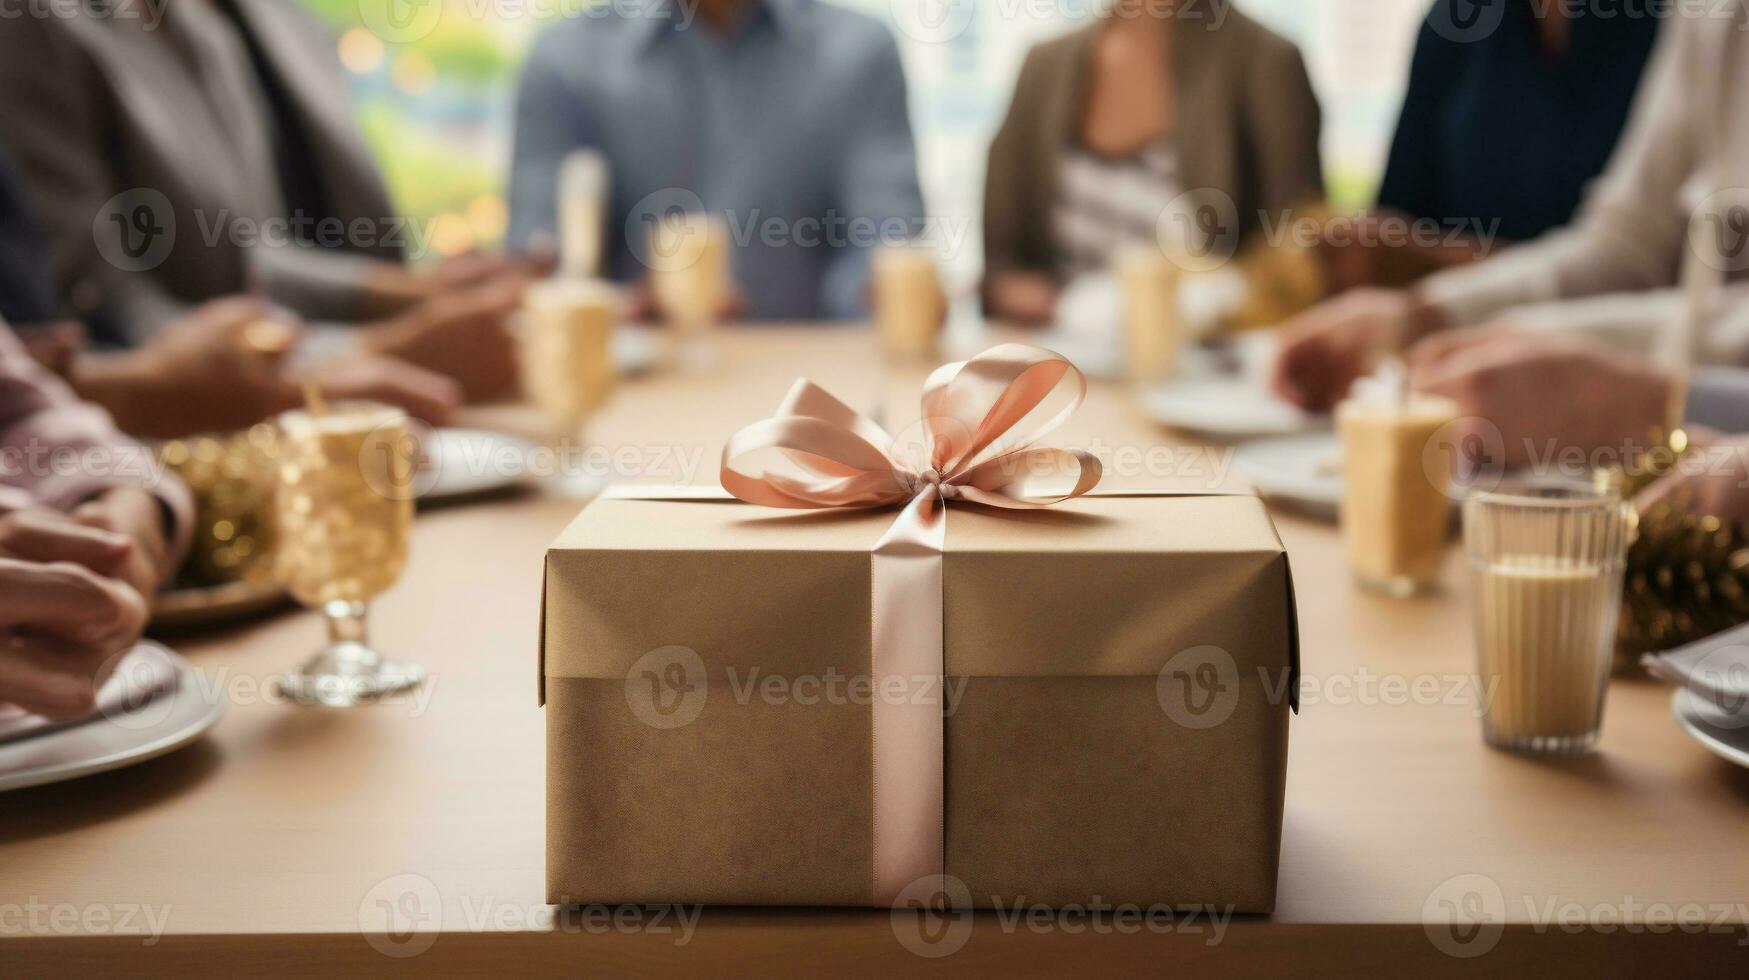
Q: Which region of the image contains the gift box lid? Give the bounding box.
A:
[540,486,1299,710]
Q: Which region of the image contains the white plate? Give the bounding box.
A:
[0,644,222,792]
[1671,689,1749,769]
[420,428,541,504]
[1232,433,1343,518]
[1143,378,1322,439]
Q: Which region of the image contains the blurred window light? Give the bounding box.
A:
[306,0,1426,259]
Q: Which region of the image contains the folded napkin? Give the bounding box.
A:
[1643,625,1749,714]
[0,643,183,745]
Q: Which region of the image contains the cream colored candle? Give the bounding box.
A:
[873,245,945,358]
[1337,395,1460,595]
[650,213,729,335]
[1117,248,1183,385]
[558,150,609,280]
[274,404,413,608]
[521,279,618,424]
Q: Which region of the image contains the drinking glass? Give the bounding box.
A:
[649,212,728,371]
[1117,247,1183,386]
[1462,481,1633,754]
[273,402,422,706]
[1338,394,1460,596]
[872,242,945,360]
[521,278,617,438]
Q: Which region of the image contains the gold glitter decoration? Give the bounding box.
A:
[1595,428,1749,670]
[1617,502,1749,667]
[154,424,281,587]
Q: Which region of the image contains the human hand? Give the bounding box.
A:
[298,356,462,428]
[1269,288,1415,412]
[67,487,174,599]
[1408,330,1671,471]
[984,271,1060,325]
[1635,434,1749,523]
[362,278,525,401]
[436,250,553,291]
[0,511,151,718]
[77,297,306,438]
[0,557,148,719]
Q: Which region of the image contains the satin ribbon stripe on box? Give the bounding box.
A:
[719,343,1102,907]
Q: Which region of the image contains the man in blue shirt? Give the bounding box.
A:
[507,0,927,321]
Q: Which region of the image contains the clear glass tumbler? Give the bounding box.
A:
[1462,481,1632,754]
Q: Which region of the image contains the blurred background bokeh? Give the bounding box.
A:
[308,0,1428,277]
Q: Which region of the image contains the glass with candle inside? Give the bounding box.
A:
[273,402,422,706]
[1116,246,1184,386]
[521,278,617,439]
[649,212,729,370]
[1463,481,1632,754]
[1337,390,1461,596]
[873,242,945,360]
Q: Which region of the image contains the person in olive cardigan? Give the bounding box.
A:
[981,0,1324,323]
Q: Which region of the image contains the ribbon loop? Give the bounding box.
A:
[721,344,1099,512]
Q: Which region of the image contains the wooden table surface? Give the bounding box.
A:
[4,327,1748,974]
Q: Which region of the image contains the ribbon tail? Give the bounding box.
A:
[869,489,946,907]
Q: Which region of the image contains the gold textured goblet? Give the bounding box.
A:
[272,402,422,706]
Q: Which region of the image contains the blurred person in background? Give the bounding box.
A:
[981,0,1324,324]
[1400,327,1749,522]
[1319,0,1663,292]
[0,0,528,400]
[507,0,927,321]
[0,317,193,718]
[0,145,461,437]
[1273,4,1748,412]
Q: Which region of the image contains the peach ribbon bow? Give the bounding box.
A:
[720,343,1102,906]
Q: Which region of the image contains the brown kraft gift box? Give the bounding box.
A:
[539,489,1299,910]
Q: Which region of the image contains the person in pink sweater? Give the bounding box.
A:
[0,318,191,719]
